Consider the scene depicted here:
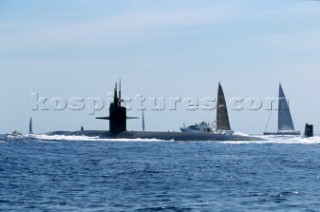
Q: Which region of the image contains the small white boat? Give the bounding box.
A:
[5,130,25,141]
[180,122,214,133]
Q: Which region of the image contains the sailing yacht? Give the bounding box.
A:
[263,84,300,135]
[180,83,233,135]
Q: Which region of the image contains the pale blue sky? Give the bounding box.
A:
[1,0,320,134]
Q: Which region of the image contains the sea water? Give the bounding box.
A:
[1,135,320,211]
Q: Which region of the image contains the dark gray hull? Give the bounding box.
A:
[45,130,263,141]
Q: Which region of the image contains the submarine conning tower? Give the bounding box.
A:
[96,80,136,133]
[109,81,127,132]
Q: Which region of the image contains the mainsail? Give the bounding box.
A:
[278,84,295,131]
[216,83,231,130]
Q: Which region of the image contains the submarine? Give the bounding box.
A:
[46,81,262,141]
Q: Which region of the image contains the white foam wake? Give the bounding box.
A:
[223,135,320,144]
[31,134,169,142]
[232,131,249,136]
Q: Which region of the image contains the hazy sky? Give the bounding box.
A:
[1,0,320,134]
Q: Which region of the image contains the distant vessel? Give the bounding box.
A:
[45,81,262,141]
[263,84,300,135]
[142,110,145,132]
[180,83,233,135]
[304,123,313,137]
[5,117,34,141]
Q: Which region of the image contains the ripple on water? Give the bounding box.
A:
[1,138,320,211]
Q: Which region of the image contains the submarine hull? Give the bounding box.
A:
[45,130,263,141]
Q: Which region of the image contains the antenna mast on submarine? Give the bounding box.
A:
[119,79,121,99]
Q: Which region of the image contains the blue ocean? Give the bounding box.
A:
[1,135,320,211]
